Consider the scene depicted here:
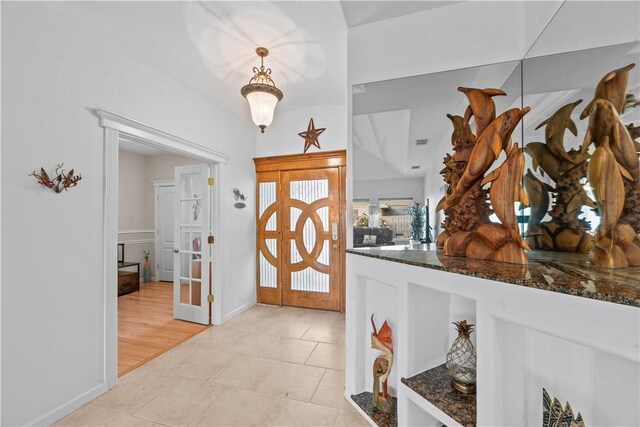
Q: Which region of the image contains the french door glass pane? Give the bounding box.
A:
[259,238,277,289]
[178,171,204,307]
[291,268,329,293]
[317,206,329,231]
[288,178,330,293]
[290,179,328,203]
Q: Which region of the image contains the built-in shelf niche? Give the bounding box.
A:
[492,318,639,426]
[402,364,476,427]
[406,282,476,377]
[351,391,398,427]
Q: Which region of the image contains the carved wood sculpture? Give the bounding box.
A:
[371,315,394,414]
[581,63,636,119]
[524,101,594,253]
[436,114,478,248]
[436,86,530,264]
[581,64,640,268]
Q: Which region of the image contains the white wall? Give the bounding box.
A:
[256,105,347,158]
[252,11,347,158]
[348,1,532,86]
[119,151,151,231]
[353,177,424,206]
[1,2,256,426]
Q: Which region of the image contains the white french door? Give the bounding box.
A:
[173,164,212,325]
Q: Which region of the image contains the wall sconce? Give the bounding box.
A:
[240,47,283,133]
[233,188,246,209]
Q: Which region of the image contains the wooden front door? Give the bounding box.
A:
[255,150,346,311]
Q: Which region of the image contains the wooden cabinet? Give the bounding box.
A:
[118,269,139,296]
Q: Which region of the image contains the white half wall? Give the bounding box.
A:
[1,2,256,426]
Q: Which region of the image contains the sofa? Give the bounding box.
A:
[353,227,395,248]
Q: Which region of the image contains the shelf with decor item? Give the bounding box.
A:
[345,249,639,426]
[401,364,476,427]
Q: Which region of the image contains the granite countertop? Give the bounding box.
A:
[347,246,640,308]
[402,364,476,427]
[351,392,397,427]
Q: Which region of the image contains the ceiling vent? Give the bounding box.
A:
[411,165,421,170]
[415,138,430,146]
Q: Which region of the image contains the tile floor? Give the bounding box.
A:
[53,305,368,426]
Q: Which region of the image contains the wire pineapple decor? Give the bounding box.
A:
[446,320,477,394]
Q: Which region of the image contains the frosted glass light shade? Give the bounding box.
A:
[246,90,279,132]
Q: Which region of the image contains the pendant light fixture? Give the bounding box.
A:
[241,47,283,133]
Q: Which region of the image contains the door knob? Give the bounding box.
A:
[173,248,179,253]
[333,244,338,249]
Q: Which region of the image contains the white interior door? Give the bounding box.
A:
[174,164,211,325]
[155,184,175,282]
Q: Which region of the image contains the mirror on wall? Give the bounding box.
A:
[352,47,639,252]
[521,42,640,251]
[352,60,523,248]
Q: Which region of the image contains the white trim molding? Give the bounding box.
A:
[151,178,174,187]
[95,109,230,164]
[95,107,229,401]
[118,229,154,235]
[118,239,155,245]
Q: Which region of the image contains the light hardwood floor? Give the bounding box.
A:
[118,281,209,377]
[54,304,365,426]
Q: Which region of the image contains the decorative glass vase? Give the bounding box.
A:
[143,258,151,283]
[446,320,476,394]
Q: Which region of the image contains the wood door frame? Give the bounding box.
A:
[254,150,347,312]
[152,179,174,282]
[95,108,228,391]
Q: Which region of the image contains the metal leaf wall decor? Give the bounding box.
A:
[30,163,82,193]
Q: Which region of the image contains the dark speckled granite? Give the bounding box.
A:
[347,246,640,307]
[351,392,397,427]
[402,364,476,427]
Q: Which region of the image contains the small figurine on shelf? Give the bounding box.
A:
[371,314,394,413]
[446,320,476,394]
[142,249,151,283]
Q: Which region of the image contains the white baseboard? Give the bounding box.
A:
[222,300,255,325]
[25,382,108,426]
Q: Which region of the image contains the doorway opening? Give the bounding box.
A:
[96,109,229,388]
[117,140,210,376]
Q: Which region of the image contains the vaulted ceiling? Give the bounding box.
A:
[46,1,348,118]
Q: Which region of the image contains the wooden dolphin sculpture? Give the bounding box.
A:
[588,137,633,253]
[446,113,476,154]
[583,98,639,179]
[524,169,553,227]
[481,144,531,251]
[566,187,597,214]
[524,142,562,182]
[458,87,507,137]
[580,63,636,119]
[437,106,530,211]
[535,99,585,164]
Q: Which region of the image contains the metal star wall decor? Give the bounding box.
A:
[298,118,325,153]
